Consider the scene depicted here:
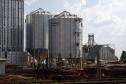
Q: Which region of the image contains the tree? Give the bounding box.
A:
[120,51,126,63]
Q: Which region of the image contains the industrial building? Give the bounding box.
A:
[0,0,27,65]
[26,8,52,66]
[83,34,118,64]
[0,1,126,82]
[49,11,83,68]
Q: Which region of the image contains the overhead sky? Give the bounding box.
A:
[24,0,126,58]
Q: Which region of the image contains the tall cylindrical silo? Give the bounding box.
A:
[26,8,52,64]
[49,11,83,68]
[0,0,26,65]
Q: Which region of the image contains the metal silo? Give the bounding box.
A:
[49,11,83,68]
[0,0,26,65]
[26,8,52,66]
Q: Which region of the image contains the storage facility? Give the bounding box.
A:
[49,11,83,68]
[26,8,52,65]
[83,34,118,64]
[0,0,25,65]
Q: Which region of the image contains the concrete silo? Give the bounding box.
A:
[26,8,52,66]
[49,11,83,68]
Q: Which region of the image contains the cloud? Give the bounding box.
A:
[86,0,126,58]
[86,0,99,7]
[24,0,126,58]
[63,0,126,58]
[25,0,37,6]
[82,0,86,6]
[64,0,83,14]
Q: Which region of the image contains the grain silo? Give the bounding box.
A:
[0,0,26,65]
[26,8,52,66]
[49,11,83,68]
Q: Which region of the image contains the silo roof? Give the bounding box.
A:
[54,11,78,18]
[30,8,51,15]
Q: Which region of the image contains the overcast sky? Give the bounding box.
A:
[24,0,126,58]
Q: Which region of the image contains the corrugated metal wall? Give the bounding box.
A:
[26,9,52,51]
[49,11,83,60]
[7,52,28,65]
[0,0,25,65]
[99,47,117,61]
[0,0,24,52]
